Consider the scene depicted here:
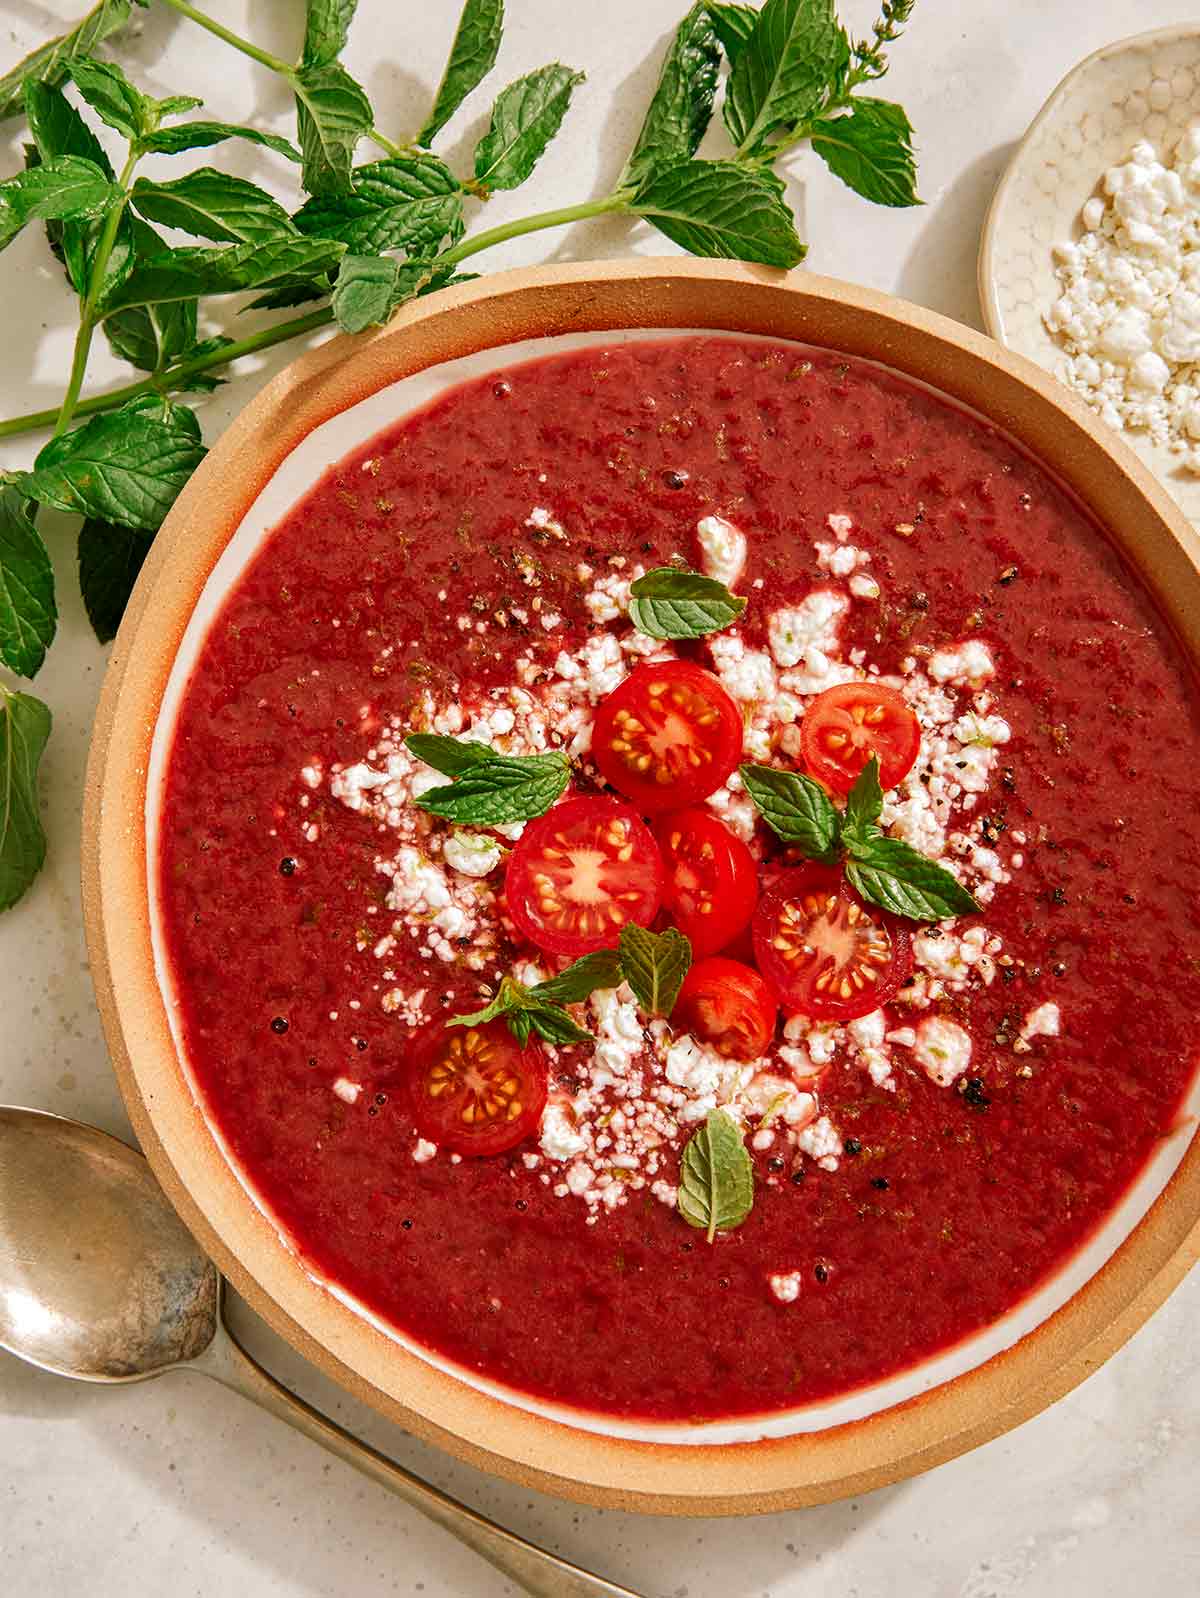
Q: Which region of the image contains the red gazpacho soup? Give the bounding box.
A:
[158,336,1200,1421]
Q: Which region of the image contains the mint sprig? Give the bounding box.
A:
[617,924,691,1016]
[449,974,596,1048]
[405,734,570,826]
[0,686,52,912]
[678,1109,754,1241]
[740,756,981,922]
[628,566,746,640]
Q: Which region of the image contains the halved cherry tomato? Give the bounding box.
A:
[675,957,778,1061]
[406,1018,548,1157]
[752,864,912,1022]
[655,808,758,958]
[505,796,664,956]
[592,661,743,812]
[800,681,920,795]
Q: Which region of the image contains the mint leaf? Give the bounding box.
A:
[623,4,721,191]
[449,973,594,1048]
[404,733,494,777]
[24,78,112,174]
[632,158,805,267]
[617,924,691,1017]
[131,171,298,246]
[0,155,114,252]
[705,3,758,63]
[138,121,301,161]
[292,61,373,197]
[77,517,152,644]
[723,0,849,156]
[331,253,400,332]
[842,754,883,851]
[294,154,463,255]
[678,1109,754,1242]
[810,97,920,208]
[100,236,346,311]
[627,565,745,639]
[66,55,150,140]
[418,0,505,146]
[103,219,198,372]
[0,488,56,678]
[532,949,624,1004]
[0,1,137,123]
[13,407,205,531]
[738,762,841,863]
[151,94,204,120]
[302,0,359,68]
[474,65,584,192]
[845,838,980,922]
[414,751,570,826]
[0,687,52,912]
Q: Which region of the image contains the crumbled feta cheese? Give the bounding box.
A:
[814,541,870,578]
[928,639,995,687]
[913,1016,973,1087]
[443,831,503,877]
[827,512,853,541]
[696,514,748,588]
[413,1138,438,1163]
[1021,1001,1062,1041]
[332,1078,361,1104]
[767,591,849,667]
[797,1115,843,1170]
[708,631,777,701]
[848,572,881,601]
[539,1098,590,1161]
[768,1270,803,1304]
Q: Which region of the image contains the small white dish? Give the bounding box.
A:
[979,26,1200,522]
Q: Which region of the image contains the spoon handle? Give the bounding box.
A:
[189,1318,645,1598]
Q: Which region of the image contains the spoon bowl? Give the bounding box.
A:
[0,1105,217,1381]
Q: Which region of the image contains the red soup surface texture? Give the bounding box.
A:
[158,336,1200,1422]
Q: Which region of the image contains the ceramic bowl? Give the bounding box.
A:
[979,25,1200,525]
[83,259,1200,1514]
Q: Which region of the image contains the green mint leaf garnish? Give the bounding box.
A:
[12,406,205,531]
[678,1108,754,1242]
[0,488,56,678]
[25,78,113,174]
[627,565,746,640]
[845,837,980,922]
[98,237,347,313]
[617,924,691,1017]
[449,974,594,1049]
[0,686,52,913]
[810,96,920,208]
[0,155,114,253]
[841,753,884,851]
[130,170,298,247]
[0,1,138,124]
[294,155,463,255]
[722,0,850,157]
[77,517,153,644]
[418,0,505,147]
[301,0,360,70]
[331,252,401,333]
[404,733,496,777]
[137,121,301,161]
[65,55,152,141]
[291,60,374,197]
[738,763,841,863]
[103,220,200,373]
[705,3,758,65]
[622,4,721,192]
[532,949,625,1005]
[632,158,806,268]
[413,750,570,826]
[473,64,585,193]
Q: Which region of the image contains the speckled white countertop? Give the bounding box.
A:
[2,1,1198,1593]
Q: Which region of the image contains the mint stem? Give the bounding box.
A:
[158,0,407,160]
[53,146,140,437]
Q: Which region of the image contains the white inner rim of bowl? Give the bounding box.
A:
[147,325,1200,1446]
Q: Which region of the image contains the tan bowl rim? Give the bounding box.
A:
[83,257,1200,1515]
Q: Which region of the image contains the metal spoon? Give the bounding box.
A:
[0,1106,642,1598]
